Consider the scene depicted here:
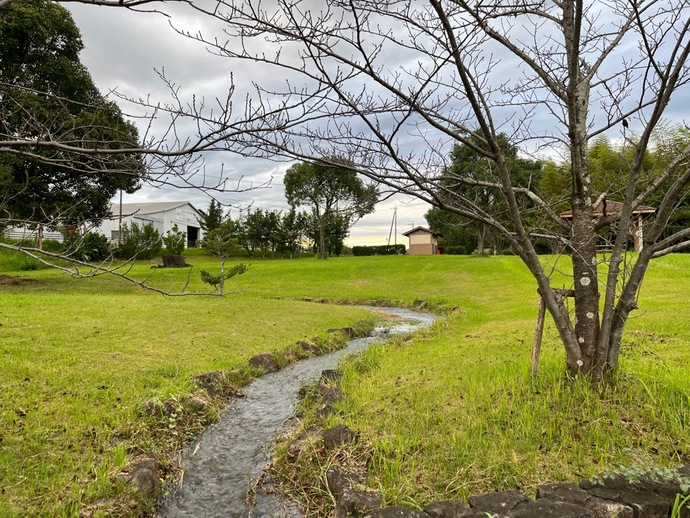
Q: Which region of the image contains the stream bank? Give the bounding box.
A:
[155,307,437,517]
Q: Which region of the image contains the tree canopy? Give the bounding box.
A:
[198,199,225,234]
[427,132,543,255]
[0,0,144,234]
[284,159,377,259]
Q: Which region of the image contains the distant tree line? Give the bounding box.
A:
[428,128,690,256]
[198,199,353,259]
[198,159,377,259]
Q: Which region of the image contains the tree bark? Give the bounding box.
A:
[476,224,486,255]
[218,259,226,295]
[318,216,327,260]
[570,205,600,373]
[161,254,187,268]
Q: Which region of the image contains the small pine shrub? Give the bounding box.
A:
[163,225,186,256]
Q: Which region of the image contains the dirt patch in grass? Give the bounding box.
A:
[0,274,43,286]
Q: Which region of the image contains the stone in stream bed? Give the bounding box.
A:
[248,353,280,373]
[335,489,382,518]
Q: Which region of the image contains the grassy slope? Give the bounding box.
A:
[326,254,690,509]
[0,254,375,517]
[1,252,689,515]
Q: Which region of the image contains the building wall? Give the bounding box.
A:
[3,227,63,242]
[406,231,437,255]
[409,233,432,245]
[408,243,434,255]
[99,204,203,246]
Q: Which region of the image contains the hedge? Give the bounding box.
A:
[352,244,406,256]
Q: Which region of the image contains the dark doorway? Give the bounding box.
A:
[187,226,199,248]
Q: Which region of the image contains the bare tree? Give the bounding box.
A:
[154,0,690,381]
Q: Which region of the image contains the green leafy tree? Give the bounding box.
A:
[275,208,303,258]
[304,212,351,257]
[0,0,144,245]
[239,208,282,258]
[284,159,377,259]
[277,210,313,257]
[198,199,225,233]
[430,132,542,255]
[424,208,477,255]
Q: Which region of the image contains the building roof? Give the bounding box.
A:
[402,226,440,237]
[108,201,201,218]
[559,199,656,219]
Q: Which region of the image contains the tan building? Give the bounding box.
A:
[402,226,440,255]
[559,199,656,252]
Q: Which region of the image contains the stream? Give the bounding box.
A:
[156,307,437,518]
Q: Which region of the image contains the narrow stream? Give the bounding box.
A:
[156,307,437,518]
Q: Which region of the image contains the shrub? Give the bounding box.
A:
[19,257,42,271]
[352,244,406,256]
[63,229,111,262]
[41,239,64,253]
[163,225,187,255]
[442,246,469,255]
[78,233,110,261]
[115,222,162,260]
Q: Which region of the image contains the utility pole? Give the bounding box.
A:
[117,189,123,244]
[394,206,397,246]
[387,206,397,246]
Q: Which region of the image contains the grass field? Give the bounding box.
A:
[1,249,689,516]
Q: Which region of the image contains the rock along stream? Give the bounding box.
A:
[156,307,437,518]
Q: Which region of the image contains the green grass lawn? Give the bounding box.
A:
[1,250,689,516]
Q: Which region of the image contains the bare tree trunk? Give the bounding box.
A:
[318,218,327,260]
[570,206,600,373]
[476,224,486,255]
[604,246,653,373]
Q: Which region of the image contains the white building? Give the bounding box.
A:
[100,201,204,247]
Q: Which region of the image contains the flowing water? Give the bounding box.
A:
[156,307,437,518]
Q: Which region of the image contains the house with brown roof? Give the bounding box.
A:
[559,199,656,252]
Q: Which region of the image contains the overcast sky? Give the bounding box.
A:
[64,1,689,246]
[65,2,431,246]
